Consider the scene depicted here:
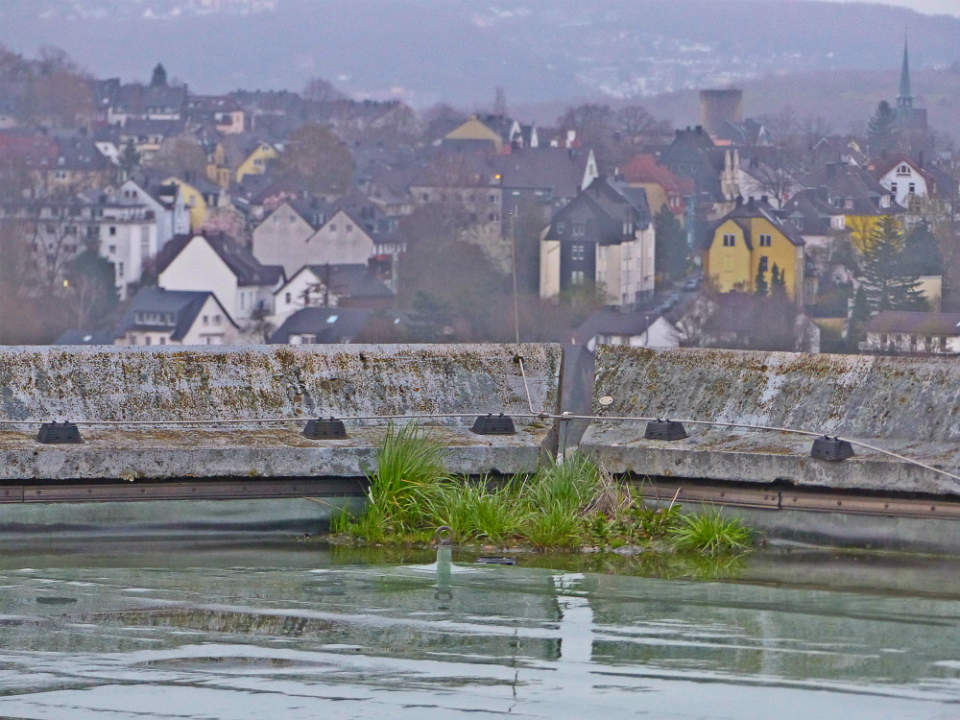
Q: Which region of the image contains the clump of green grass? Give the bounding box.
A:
[331,429,757,556]
[669,509,753,555]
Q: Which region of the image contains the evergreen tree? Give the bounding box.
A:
[847,284,870,350]
[754,264,768,296]
[654,205,688,282]
[903,221,942,276]
[770,263,787,295]
[867,100,898,154]
[860,216,926,311]
[119,140,140,178]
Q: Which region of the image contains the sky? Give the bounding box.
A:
[832,0,960,15]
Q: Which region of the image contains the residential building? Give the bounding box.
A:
[441,116,505,153]
[163,175,223,230]
[186,95,245,134]
[872,154,935,208]
[114,287,239,346]
[540,176,656,308]
[620,154,694,218]
[861,311,960,354]
[270,307,375,345]
[272,263,394,320]
[206,134,279,188]
[492,147,599,221]
[574,309,681,352]
[157,233,285,322]
[251,200,326,274]
[705,197,806,304]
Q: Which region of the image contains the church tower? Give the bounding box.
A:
[896,35,912,110]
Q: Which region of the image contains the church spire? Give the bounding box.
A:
[897,33,912,109]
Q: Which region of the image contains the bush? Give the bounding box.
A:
[669,509,753,555]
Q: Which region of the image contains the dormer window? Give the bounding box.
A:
[898,164,910,175]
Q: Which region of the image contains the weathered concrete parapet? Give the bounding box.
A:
[0,344,561,481]
[582,346,960,496]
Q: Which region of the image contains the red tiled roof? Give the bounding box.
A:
[620,154,694,195]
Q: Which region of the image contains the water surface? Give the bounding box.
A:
[0,540,958,719]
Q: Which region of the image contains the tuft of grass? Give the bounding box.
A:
[669,509,753,555]
[364,424,448,535]
[524,502,582,550]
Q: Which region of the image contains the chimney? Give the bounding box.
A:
[735,196,744,208]
[760,195,768,205]
[695,125,703,134]
[747,197,756,210]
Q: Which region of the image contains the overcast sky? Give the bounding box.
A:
[830,0,960,15]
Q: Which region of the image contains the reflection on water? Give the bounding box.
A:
[0,540,958,718]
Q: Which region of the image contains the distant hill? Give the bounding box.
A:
[1,0,959,112]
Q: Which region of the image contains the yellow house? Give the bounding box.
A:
[443,117,504,152]
[846,213,901,254]
[705,199,806,304]
[164,176,220,230]
[206,137,278,189]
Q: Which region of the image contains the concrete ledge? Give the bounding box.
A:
[0,344,561,481]
[584,346,960,496]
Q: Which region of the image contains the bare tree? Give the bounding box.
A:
[302,77,346,104]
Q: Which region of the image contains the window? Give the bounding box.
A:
[488,212,498,222]
[117,262,124,278]
[329,223,337,231]
[240,293,246,310]
[570,270,585,286]
[213,315,221,324]
[489,194,496,203]
[880,333,888,347]
[555,221,566,234]
[890,182,898,196]
[759,234,771,247]
[571,244,585,262]
[108,244,116,254]
[285,292,291,304]
[898,164,910,175]
[909,182,916,195]
[159,337,166,345]
[722,234,736,247]
[759,256,768,272]
[145,336,151,346]
[301,333,316,344]
[573,222,585,237]
[203,315,209,326]
[346,224,352,233]
[109,226,117,236]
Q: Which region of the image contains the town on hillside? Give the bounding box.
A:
[0,41,957,357]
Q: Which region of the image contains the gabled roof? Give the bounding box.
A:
[116,287,237,341]
[443,117,503,149]
[277,263,393,300]
[157,233,285,287]
[269,307,373,344]
[490,147,590,200]
[621,154,694,195]
[712,198,805,247]
[871,154,936,186]
[545,176,651,241]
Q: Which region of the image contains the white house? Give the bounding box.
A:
[272,263,394,321]
[251,201,325,277]
[114,287,240,346]
[575,310,681,352]
[157,234,285,322]
[874,155,933,208]
[96,202,161,301]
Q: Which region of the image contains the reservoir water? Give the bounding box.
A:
[0,538,959,719]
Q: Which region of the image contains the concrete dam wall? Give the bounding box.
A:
[1,342,959,501]
[582,346,960,497]
[0,344,561,481]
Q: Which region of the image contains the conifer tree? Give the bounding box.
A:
[754,264,768,296]
[860,216,926,311]
[867,100,898,154]
[771,263,787,295]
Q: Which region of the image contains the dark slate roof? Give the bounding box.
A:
[545,176,652,242]
[115,287,236,341]
[778,189,839,235]
[54,329,116,346]
[866,311,960,336]
[490,147,586,200]
[269,307,373,344]
[114,83,187,114]
[573,309,665,345]
[800,162,894,216]
[157,233,285,287]
[305,264,393,299]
